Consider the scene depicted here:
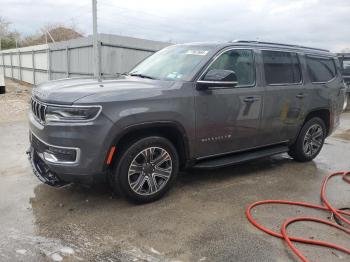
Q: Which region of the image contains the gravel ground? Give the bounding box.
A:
[0,79,31,123]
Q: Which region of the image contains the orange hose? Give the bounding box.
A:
[246,172,350,262]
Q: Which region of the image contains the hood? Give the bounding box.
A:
[32,76,175,104]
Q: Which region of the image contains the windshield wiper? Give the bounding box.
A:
[129,73,156,80]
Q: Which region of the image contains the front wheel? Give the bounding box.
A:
[288,117,326,162]
[113,136,179,203]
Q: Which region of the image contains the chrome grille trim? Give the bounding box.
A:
[31,99,47,123]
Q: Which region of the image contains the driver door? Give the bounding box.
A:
[194,48,264,158]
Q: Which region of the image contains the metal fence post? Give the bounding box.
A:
[47,47,51,80]
[10,52,13,78]
[98,40,102,77]
[32,50,36,85]
[92,0,101,81]
[1,53,4,77]
[18,50,22,81]
[66,46,69,78]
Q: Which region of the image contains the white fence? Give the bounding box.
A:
[0,34,170,85]
[0,44,49,84]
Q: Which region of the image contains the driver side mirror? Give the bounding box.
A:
[196,69,238,90]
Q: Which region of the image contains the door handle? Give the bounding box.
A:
[243,97,259,103]
[296,93,305,99]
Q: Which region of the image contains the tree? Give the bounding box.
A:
[0,19,83,49]
[0,16,19,50]
[20,23,83,47]
[340,48,350,53]
[0,17,10,35]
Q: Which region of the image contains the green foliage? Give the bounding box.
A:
[0,37,17,49]
[0,16,19,50]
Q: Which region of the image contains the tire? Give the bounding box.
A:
[112,136,179,203]
[288,117,326,162]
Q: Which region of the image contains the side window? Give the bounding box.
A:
[306,56,337,83]
[206,49,255,86]
[262,50,301,85]
[342,59,350,75]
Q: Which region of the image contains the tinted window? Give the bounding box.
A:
[306,56,336,82]
[262,51,301,84]
[341,59,350,76]
[206,49,255,86]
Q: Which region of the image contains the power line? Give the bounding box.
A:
[96,9,202,40]
[97,2,203,31]
[97,11,196,34]
[98,16,176,34]
[98,1,201,27]
[97,18,195,43]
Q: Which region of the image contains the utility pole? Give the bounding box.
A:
[92,0,101,81]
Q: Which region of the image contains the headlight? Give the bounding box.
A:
[45,105,102,123]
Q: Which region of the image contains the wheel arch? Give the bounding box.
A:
[293,108,330,144]
[303,108,330,135]
[107,121,191,169]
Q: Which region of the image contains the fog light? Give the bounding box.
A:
[30,133,80,164]
[46,146,77,163]
[43,152,59,163]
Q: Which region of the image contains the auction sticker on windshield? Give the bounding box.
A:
[186,50,209,56]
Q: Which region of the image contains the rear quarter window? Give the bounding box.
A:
[305,56,337,83]
[341,59,350,75]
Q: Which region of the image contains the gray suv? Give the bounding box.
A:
[28,41,347,203]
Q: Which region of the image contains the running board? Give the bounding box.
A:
[192,145,289,169]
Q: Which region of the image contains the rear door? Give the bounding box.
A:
[194,48,264,158]
[303,55,345,131]
[259,50,306,145]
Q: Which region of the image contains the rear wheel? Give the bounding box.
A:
[288,117,326,162]
[113,136,179,203]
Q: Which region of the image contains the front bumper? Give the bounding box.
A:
[28,109,119,185]
[27,147,69,187]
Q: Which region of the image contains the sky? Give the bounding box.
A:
[2,0,350,52]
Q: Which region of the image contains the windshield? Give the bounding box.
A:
[342,59,350,75]
[129,45,214,81]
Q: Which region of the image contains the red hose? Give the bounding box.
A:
[246,172,350,262]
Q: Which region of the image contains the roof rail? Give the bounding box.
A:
[230,40,329,52]
[337,53,350,57]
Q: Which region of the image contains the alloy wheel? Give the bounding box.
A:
[302,123,324,157]
[128,147,173,196]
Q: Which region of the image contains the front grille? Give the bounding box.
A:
[31,99,47,123]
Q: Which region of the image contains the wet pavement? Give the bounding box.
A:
[0,103,349,261]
